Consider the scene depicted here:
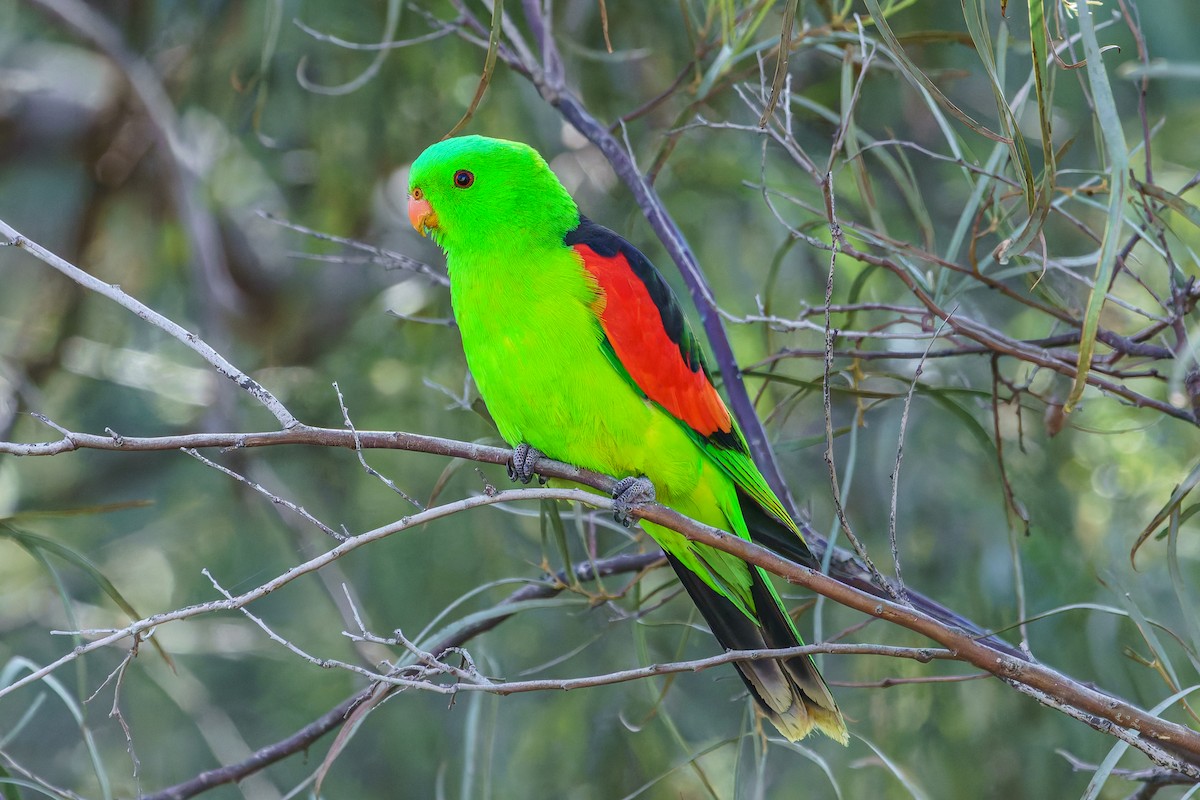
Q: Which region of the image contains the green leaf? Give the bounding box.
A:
[0,658,112,800]
[540,499,575,585]
[0,521,174,670]
[992,0,1058,263]
[1131,457,1200,565]
[924,390,995,454]
[1132,177,1200,231]
[1064,3,1130,413]
[0,776,59,800]
[1117,60,1200,80]
[862,0,1010,143]
[853,732,932,800]
[757,0,797,126]
[1167,507,1200,656]
[961,2,1036,211]
[1,500,153,521]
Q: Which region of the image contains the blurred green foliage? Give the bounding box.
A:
[2,1,1200,798]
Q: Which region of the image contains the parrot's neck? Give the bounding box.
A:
[447,238,592,316]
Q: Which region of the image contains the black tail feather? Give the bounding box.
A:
[663,553,847,743]
[736,486,819,569]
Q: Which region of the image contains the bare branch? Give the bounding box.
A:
[182,448,347,541]
[340,641,954,696]
[138,552,664,800]
[0,221,297,428]
[0,487,627,704]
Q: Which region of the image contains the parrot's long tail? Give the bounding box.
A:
[665,553,848,744]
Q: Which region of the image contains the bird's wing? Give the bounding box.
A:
[565,218,796,533]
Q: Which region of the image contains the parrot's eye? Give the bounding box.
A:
[453,170,475,189]
[410,187,423,200]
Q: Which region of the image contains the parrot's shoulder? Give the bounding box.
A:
[564,217,704,375]
[563,217,746,454]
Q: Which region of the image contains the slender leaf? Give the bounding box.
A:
[862,0,1009,143]
[1081,683,1200,800]
[854,733,931,800]
[0,522,174,668]
[1131,457,1200,565]
[1133,177,1200,231]
[1064,4,1130,413]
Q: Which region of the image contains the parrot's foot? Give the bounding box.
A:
[611,475,656,527]
[507,443,545,484]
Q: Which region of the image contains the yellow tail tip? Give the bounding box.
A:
[766,701,849,746]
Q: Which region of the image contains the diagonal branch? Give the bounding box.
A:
[1,218,296,428]
[6,417,1200,774]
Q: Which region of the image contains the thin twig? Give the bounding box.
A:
[332,382,424,509]
[334,641,954,696]
[260,211,448,286]
[0,748,89,800]
[834,672,990,689]
[886,313,954,604]
[138,552,663,800]
[182,448,347,541]
[820,170,894,596]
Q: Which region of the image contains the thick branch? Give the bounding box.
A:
[6,422,1199,772]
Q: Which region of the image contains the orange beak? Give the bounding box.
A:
[408,191,435,236]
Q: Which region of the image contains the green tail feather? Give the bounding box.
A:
[665,553,848,744]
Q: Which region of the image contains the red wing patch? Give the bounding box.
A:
[574,243,733,438]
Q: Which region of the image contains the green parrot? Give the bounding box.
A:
[407,135,846,744]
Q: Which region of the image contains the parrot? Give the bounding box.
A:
[407,134,847,744]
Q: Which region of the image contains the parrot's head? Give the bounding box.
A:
[407,135,578,254]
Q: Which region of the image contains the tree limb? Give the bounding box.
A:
[6,428,1198,773]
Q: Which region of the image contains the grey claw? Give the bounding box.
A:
[612,475,656,527]
[507,443,544,484]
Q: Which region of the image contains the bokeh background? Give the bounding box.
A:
[2,1,1200,797]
